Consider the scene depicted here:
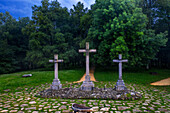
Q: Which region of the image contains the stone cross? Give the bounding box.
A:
[49,54,63,90]
[113,54,128,91]
[79,42,96,91]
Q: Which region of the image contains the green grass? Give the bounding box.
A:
[94,68,170,92]
[95,68,170,84]
[0,68,84,93]
[0,68,169,93]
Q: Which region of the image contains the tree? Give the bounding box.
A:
[0,12,30,73]
[88,0,168,67]
[138,0,170,68]
[23,0,81,69]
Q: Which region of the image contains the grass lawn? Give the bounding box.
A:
[0,68,169,93]
[95,68,170,92]
[0,68,84,93]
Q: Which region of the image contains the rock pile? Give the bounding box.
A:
[37,87,142,100]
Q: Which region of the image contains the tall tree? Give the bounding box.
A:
[139,0,170,68]
[0,12,30,73]
[23,0,81,69]
[88,0,168,67]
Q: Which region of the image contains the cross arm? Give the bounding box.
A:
[57,60,64,62]
[79,49,86,53]
[49,60,54,62]
[122,60,128,62]
[89,49,96,52]
[113,60,119,63]
[113,59,128,63]
[49,59,64,63]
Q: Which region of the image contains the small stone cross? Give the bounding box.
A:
[79,42,96,91]
[49,54,63,90]
[113,54,128,91]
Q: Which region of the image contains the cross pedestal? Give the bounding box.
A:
[79,42,96,91]
[49,54,63,90]
[113,54,128,91]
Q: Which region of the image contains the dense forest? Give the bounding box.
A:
[0,0,169,74]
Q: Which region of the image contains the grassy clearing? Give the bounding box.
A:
[95,68,170,92]
[0,68,84,93]
[0,68,169,93]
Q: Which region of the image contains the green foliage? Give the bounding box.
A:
[88,0,168,67]
[0,12,30,74]
[138,0,170,67]
[22,0,89,69]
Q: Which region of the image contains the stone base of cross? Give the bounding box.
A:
[51,79,62,90]
[115,79,127,91]
[81,75,94,91]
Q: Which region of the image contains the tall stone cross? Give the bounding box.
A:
[49,54,63,90]
[79,42,96,91]
[113,54,128,91]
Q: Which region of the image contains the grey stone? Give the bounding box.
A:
[22,74,32,77]
[158,108,168,112]
[61,102,67,104]
[59,105,67,110]
[111,108,117,110]
[21,108,24,110]
[44,106,51,109]
[10,110,18,113]
[82,100,87,102]
[14,104,19,107]
[142,107,147,109]
[100,107,110,111]
[153,102,161,105]
[32,111,38,113]
[133,109,142,112]
[20,104,28,107]
[39,105,44,107]
[62,110,70,112]
[29,101,36,104]
[123,111,131,113]
[105,104,111,107]
[3,89,10,92]
[116,94,121,98]
[92,107,99,111]
[25,107,36,110]
[118,106,129,110]
[115,111,121,113]
[49,109,55,112]
[53,106,58,108]
[17,111,24,113]
[142,103,148,106]
[0,110,8,112]
[93,103,98,105]
[149,107,155,111]
[55,112,61,113]
[38,108,42,110]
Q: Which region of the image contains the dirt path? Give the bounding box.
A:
[73,67,96,83]
[150,77,170,86]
